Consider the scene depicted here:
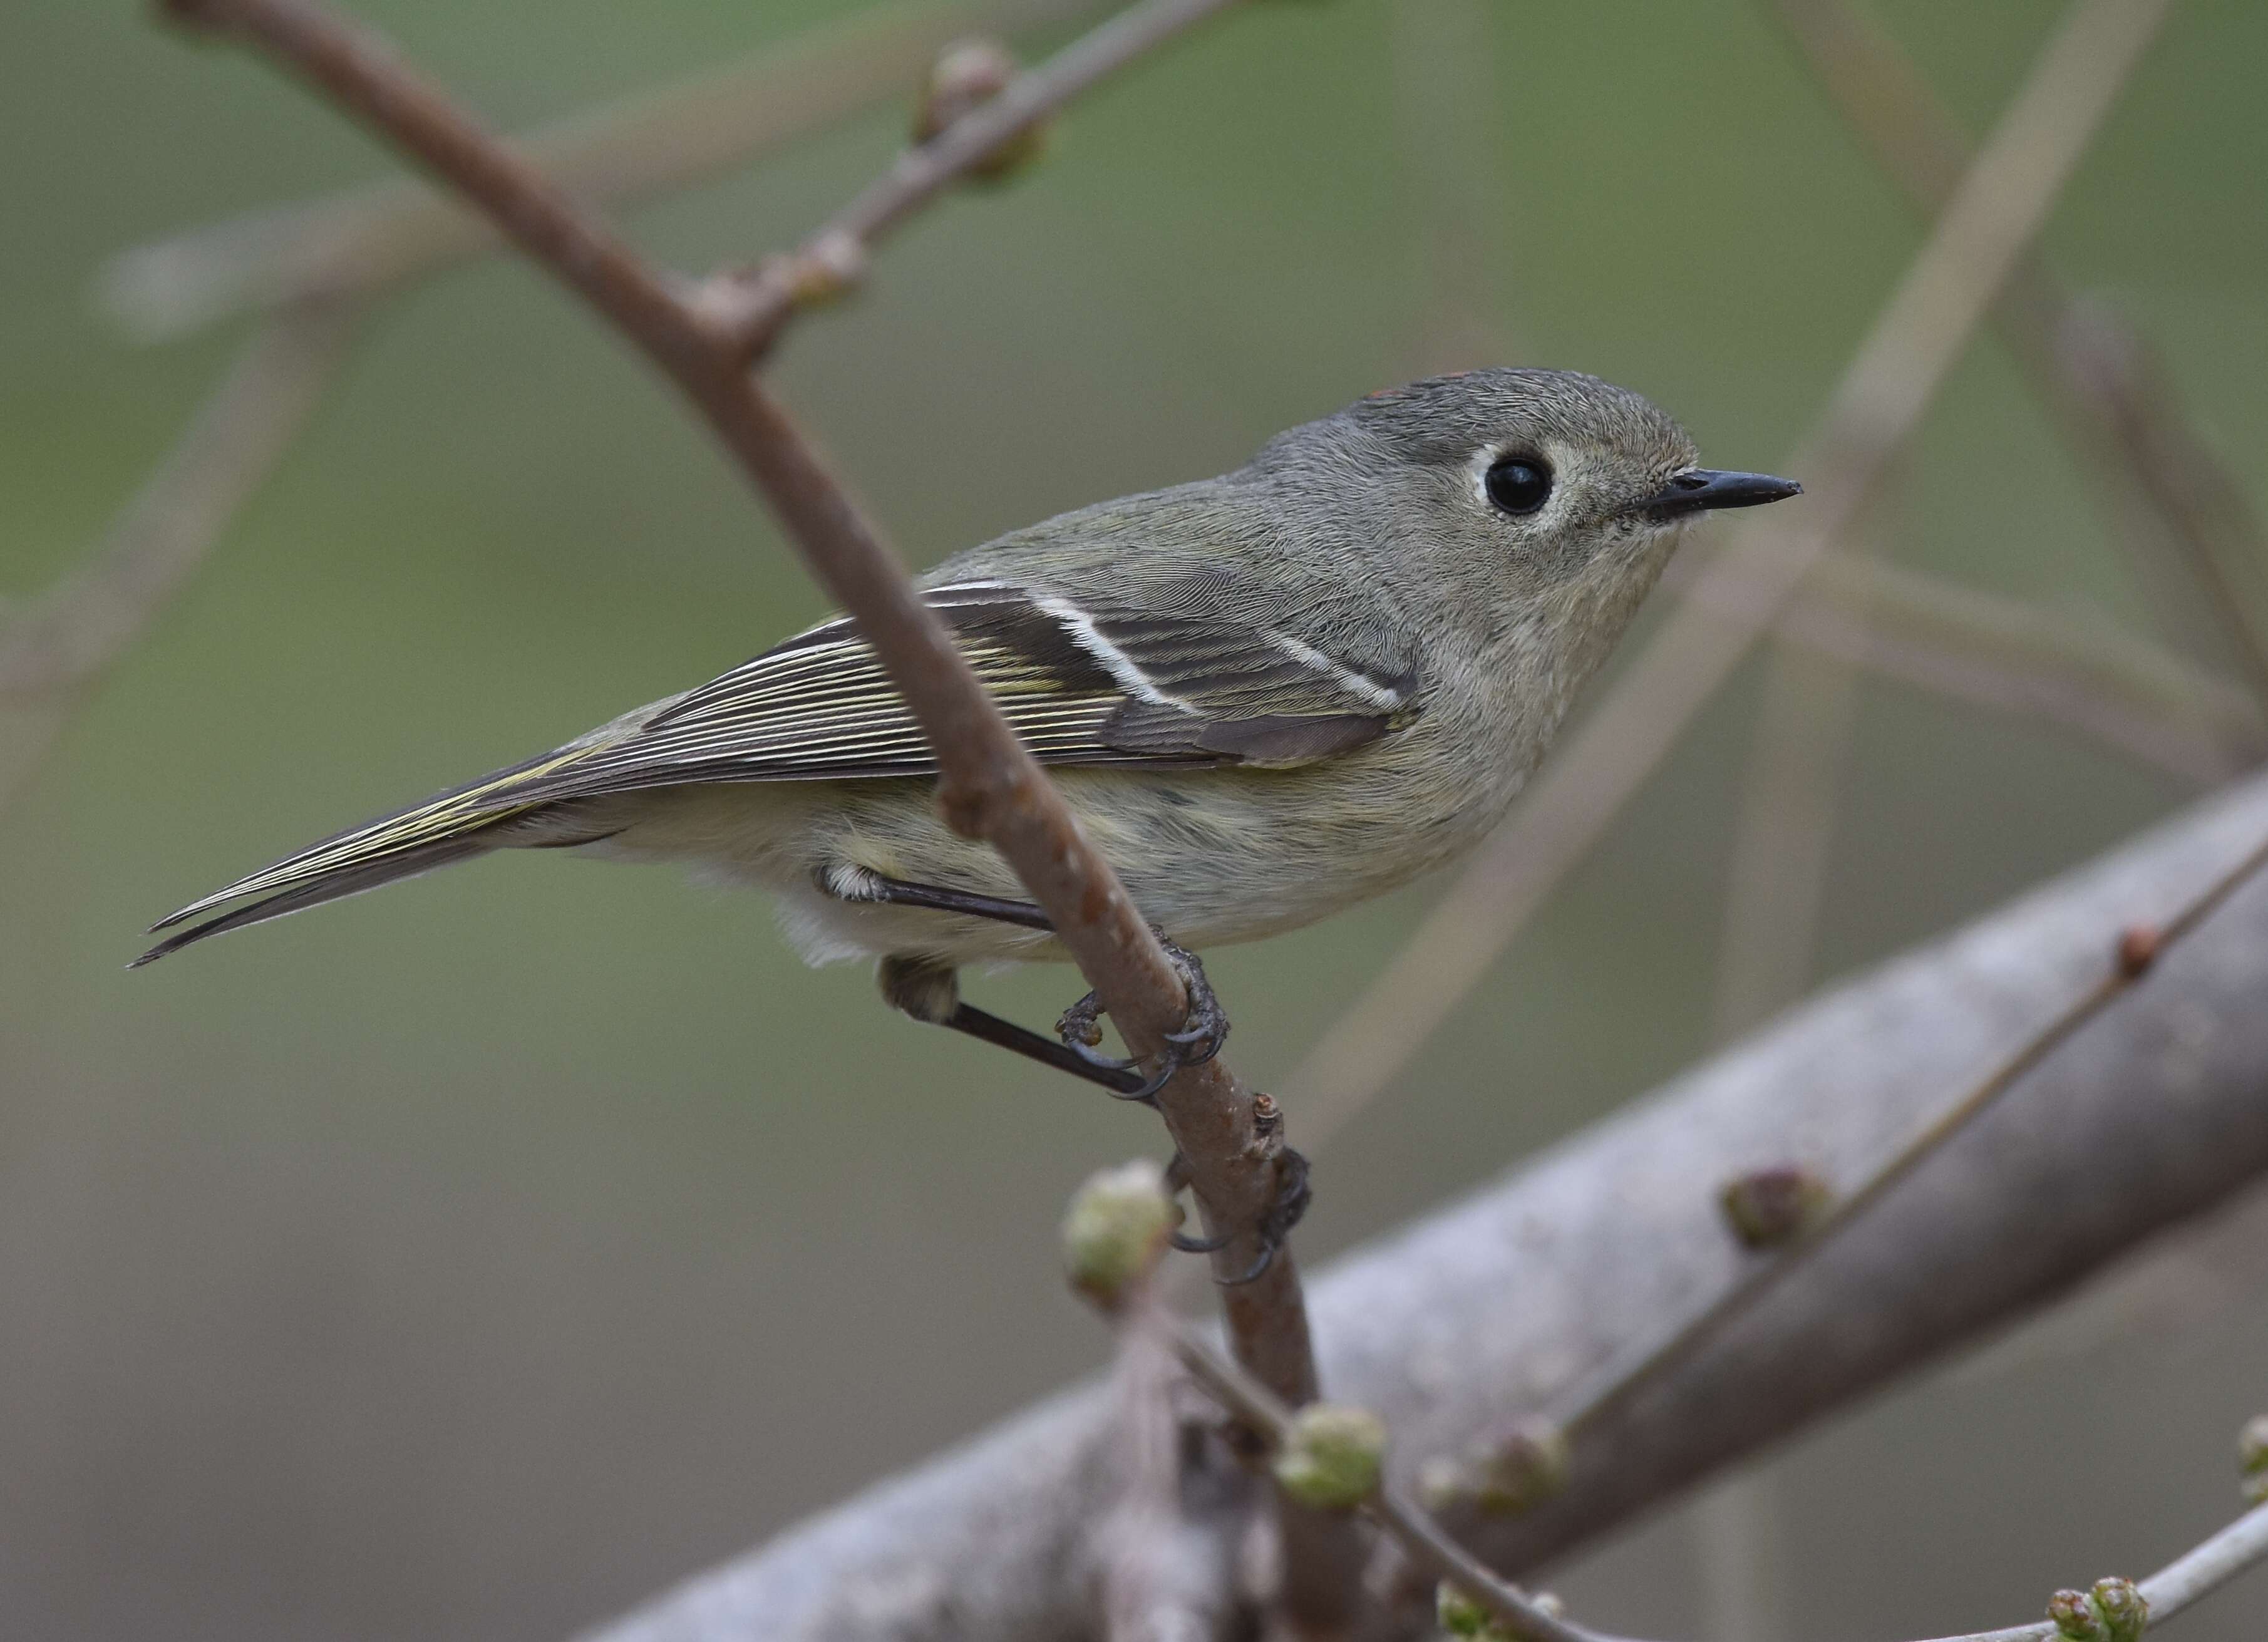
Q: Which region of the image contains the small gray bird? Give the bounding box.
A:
[139,369,1797,1096]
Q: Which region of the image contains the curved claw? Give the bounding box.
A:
[1056,1001,1185,1103]
[1209,1145,1312,1289]
[1053,937,1230,1098]
[1157,1149,1233,1251]
[1061,1034,1160,1101]
[1216,1238,1279,1286]
[1155,939,1229,1065]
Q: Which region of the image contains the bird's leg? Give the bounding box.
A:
[1056,936,1229,1103]
[840,871,1056,931]
[832,869,1230,1102]
[876,953,1153,1099]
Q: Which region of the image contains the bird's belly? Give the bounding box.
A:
[579,758,1512,967]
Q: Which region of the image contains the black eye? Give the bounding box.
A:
[1485,455,1552,515]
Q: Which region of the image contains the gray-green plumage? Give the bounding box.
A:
[138,369,1796,1001]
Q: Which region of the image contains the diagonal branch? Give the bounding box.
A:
[153,0,1362,1628]
[1713,550,2267,785]
[1557,813,2268,1445]
[1284,0,2177,1154]
[0,302,355,705]
[0,301,356,813]
[1765,0,2268,702]
[101,0,1112,340]
[1917,1506,2268,1642]
[1161,1318,1610,1642]
[695,0,1247,360]
[1173,1315,2268,1642]
[585,767,2268,1642]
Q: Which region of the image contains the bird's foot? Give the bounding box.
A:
[1160,1140,1311,1285]
[1056,935,1229,1104]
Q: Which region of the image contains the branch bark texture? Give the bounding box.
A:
[591,769,2268,1641]
[157,0,1350,1623]
[157,0,1303,1348]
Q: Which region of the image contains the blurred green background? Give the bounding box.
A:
[4,0,2266,1637]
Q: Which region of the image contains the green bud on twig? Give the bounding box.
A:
[2090,1578,2148,1641]
[1062,1159,1175,1307]
[2239,1413,2268,1503]
[1719,1164,1833,1249]
[1432,1581,1558,1639]
[1416,1454,1466,1513]
[1436,1581,1497,1638]
[1416,1416,1570,1516]
[1272,1403,1386,1510]
[2048,1589,2102,1641]
[1472,1417,1571,1515]
[914,39,1049,182]
[2049,1577,2148,1641]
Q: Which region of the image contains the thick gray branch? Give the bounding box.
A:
[587,769,2268,1642]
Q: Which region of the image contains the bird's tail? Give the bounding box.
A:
[132,745,603,968]
[131,834,499,966]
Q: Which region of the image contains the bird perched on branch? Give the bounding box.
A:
[139,368,1798,1102]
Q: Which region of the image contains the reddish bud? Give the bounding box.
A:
[1719,1164,1833,1249]
[2115,924,2162,979]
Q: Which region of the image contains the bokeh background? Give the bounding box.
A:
[4,0,2266,1637]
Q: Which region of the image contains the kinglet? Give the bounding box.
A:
[138,369,1797,1092]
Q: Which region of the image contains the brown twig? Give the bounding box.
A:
[1163,1318,1614,1642]
[1284,0,2175,1153]
[154,0,1359,1629]
[1765,0,2268,703]
[101,0,1111,339]
[591,766,2268,1641]
[1555,817,2268,1444]
[697,0,1247,361]
[0,301,356,812]
[1174,1314,2268,1642]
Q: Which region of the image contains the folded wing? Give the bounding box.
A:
[143,579,1423,950]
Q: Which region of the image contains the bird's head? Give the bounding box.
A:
[1249,368,1800,641]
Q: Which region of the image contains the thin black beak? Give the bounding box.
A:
[1641,468,1803,519]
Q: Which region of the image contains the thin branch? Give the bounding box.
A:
[1098,1288,1246,1642]
[1387,0,1523,375]
[587,768,2268,1642]
[1176,1318,2268,1642]
[1915,1505,2268,1642]
[101,0,1111,339]
[1163,1319,1612,1642]
[2056,298,2268,693]
[156,0,1360,1629]
[1556,815,2268,1443]
[697,0,1245,360]
[0,302,353,702]
[0,301,356,812]
[1709,510,1893,1042]
[1284,0,2176,1154]
[1718,550,2265,785]
[1765,0,2268,703]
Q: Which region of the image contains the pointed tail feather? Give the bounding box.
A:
[131,834,497,967]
